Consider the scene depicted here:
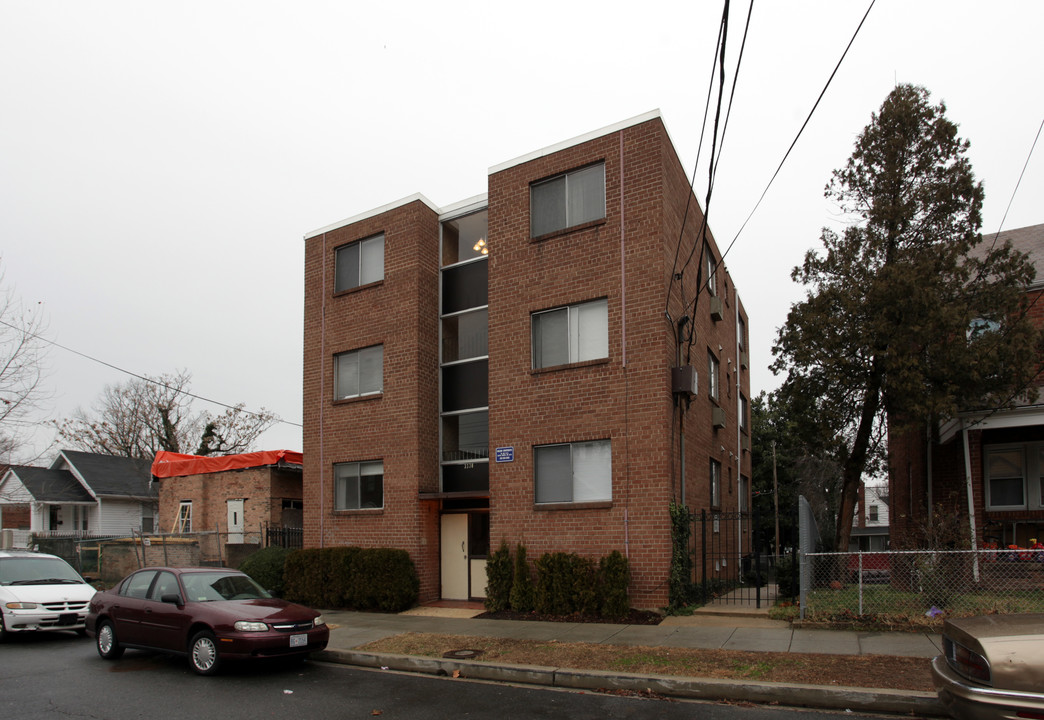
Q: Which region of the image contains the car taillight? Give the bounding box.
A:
[944,636,991,684]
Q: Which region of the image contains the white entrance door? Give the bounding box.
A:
[440,514,469,600]
[227,499,245,543]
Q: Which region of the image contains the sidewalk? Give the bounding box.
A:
[314,603,947,716]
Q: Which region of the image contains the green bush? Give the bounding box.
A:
[534,551,598,616]
[238,546,290,597]
[282,546,418,611]
[509,543,535,612]
[599,550,630,619]
[484,540,512,612]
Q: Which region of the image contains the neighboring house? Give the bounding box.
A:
[890,223,1044,550]
[0,450,156,539]
[302,111,751,609]
[150,450,304,543]
[851,484,890,552]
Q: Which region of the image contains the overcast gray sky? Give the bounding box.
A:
[2,1,1042,462]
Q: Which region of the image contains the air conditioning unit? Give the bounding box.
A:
[709,296,724,322]
[712,407,726,429]
[671,366,698,396]
[741,434,751,451]
[739,350,748,369]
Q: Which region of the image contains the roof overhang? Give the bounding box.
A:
[940,404,1044,443]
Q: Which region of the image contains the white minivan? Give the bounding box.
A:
[0,550,96,639]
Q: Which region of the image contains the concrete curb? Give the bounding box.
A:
[315,649,947,716]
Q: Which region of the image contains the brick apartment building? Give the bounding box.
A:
[889,223,1044,550]
[302,111,751,609]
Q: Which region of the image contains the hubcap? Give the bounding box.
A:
[99,625,113,653]
[193,637,216,671]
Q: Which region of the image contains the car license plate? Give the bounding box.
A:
[290,633,307,648]
[58,613,77,626]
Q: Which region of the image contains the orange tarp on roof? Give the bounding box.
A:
[151,450,303,479]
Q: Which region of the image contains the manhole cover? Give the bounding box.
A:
[442,649,483,659]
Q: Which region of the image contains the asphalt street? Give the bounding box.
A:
[0,631,908,720]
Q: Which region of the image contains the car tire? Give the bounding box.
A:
[189,630,221,676]
[96,621,124,659]
[0,612,8,643]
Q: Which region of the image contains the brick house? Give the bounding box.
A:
[302,111,751,609]
[889,223,1044,550]
[151,451,304,549]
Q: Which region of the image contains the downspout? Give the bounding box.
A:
[319,232,328,547]
[735,292,743,564]
[619,132,629,559]
[961,420,980,582]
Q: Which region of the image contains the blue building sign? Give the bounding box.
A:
[495,447,514,463]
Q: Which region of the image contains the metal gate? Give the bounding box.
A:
[691,502,797,608]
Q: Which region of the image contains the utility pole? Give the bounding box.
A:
[773,440,780,564]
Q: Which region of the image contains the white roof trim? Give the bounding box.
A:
[439,194,488,221]
[304,193,440,240]
[489,110,663,176]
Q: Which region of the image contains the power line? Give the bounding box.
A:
[720,0,877,266]
[0,317,302,429]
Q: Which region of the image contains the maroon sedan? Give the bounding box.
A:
[86,567,328,675]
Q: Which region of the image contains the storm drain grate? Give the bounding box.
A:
[442,649,483,659]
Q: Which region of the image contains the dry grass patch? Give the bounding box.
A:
[359,632,932,691]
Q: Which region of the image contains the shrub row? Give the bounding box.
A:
[485,542,630,619]
[242,546,419,612]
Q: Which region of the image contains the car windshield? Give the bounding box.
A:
[180,572,271,602]
[0,556,85,585]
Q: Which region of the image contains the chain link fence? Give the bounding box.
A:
[801,549,1044,621]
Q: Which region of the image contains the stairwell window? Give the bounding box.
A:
[334,345,383,399]
[530,163,605,238]
[532,299,608,369]
[335,233,384,292]
[334,461,384,510]
[534,440,611,504]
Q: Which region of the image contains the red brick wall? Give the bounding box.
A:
[302,117,750,609]
[157,467,301,538]
[302,199,441,599]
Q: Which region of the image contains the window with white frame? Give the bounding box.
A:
[530,163,606,238]
[335,233,385,292]
[986,446,1027,510]
[739,394,748,433]
[177,501,192,532]
[705,247,718,296]
[869,505,879,523]
[334,345,383,399]
[532,299,608,369]
[334,461,384,510]
[710,459,721,508]
[534,440,611,504]
[708,351,720,401]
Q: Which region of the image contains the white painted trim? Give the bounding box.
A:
[304,192,440,240]
[488,110,663,176]
[438,194,488,221]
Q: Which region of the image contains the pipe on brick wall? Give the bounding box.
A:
[319,232,327,547]
[619,131,630,558]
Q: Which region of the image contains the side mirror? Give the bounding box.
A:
[161,594,183,605]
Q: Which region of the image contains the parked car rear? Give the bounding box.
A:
[0,550,96,639]
[932,613,1044,720]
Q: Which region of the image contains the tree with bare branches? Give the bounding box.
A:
[55,370,278,459]
[0,263,50,465]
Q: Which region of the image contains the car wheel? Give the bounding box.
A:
[96,621,125,659]
[189,630,221,676]
[0,612,8,643]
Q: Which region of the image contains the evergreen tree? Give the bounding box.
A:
[773,85,1040,553]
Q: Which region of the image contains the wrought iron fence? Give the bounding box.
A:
[801,549,1044,620]
[265,525,303,549]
